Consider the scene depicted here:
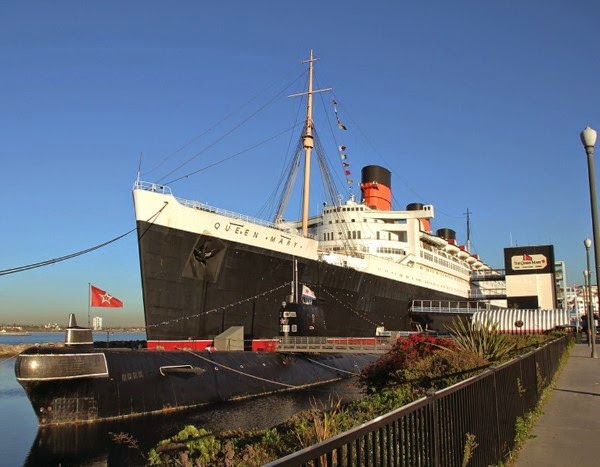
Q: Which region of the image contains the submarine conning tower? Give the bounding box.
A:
[360,165,392,211]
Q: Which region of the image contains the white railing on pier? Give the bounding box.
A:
[276,336,392,354]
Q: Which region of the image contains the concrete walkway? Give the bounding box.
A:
[514,338,600,466]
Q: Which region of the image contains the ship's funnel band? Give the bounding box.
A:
[361,182,392,211]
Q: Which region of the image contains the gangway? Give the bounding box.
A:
[470,268,507,300]
[469,289,507,300]
[411,300,497,315]
[471,269,506,282]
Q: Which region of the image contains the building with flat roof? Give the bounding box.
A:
[92,316,103,331]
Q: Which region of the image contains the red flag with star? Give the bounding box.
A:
[90,285,123,308]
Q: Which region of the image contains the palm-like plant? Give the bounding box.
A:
[445,317,516,362]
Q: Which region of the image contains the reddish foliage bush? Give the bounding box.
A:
[359,333,456,390]
[394,333,455,359]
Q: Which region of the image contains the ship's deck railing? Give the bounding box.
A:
[276,336,393,354]
[135,180,307,236]
[178,197,283,230]
[134,180,173,194]
[411,300,495,314]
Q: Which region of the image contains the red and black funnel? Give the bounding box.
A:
[360,165,392,211]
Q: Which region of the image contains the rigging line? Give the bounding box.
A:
[272,140,303,223]
[256,80,308,221]
[315,88,350,195]
[145,282,292,328]
[183,350,299,388]
[314,130,345,205]
[303,357,360,376]
[0,351,25,365]
[0,203,168,277]
[328,90,421,204]
[158,74,304,184]
[312,127,355,250]
[136,200,169,236]
[0,230,135,277]
[163,123,302,185]
[144,69,306,178]
[321,288,378,327]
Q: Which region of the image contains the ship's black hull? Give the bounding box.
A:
[15,345,378,426]
[137,221,463,341]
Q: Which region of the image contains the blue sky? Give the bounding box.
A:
[2,1,600,327]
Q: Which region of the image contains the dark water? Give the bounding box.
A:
[0,333,363,466]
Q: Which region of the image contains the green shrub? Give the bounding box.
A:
[511,333,552,355]
[344,386,415,425]
[445,318,516,362]
[402,348,489,390]
[148,425,220,466]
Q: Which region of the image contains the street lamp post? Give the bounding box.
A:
[584,239,597,357]
[580,126,599,358]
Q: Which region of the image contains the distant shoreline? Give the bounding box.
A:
[0,344,35,359]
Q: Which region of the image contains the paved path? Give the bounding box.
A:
[514,338,600,466]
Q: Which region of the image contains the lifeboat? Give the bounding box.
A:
[420,232,448,248]
[457,246,470,260]
[445,243,460,255]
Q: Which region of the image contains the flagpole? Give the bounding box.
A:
[88,282,91,328]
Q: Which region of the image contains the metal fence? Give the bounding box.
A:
[264,335,570,467]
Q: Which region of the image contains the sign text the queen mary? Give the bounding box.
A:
[511,253,548,271]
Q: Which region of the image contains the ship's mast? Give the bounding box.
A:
[301,51,316,237]
[465,208,471,252]
[288,50,332,237]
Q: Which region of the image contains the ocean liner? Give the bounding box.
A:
[15,51,502,426]
[133,50,498,351]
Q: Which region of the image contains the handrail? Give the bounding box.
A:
[471,268,506,281]
[277,336,392,354]
[134,180,307,235]
[411,299,496,314]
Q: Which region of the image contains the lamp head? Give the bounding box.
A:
[581,127,597,148]
[585,238,592,249]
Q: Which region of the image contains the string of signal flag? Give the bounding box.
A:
[332,99,353,193]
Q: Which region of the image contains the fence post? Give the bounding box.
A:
[427,390,440,467]
[492,366,502,462]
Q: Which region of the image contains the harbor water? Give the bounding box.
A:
[0,332,363,466]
